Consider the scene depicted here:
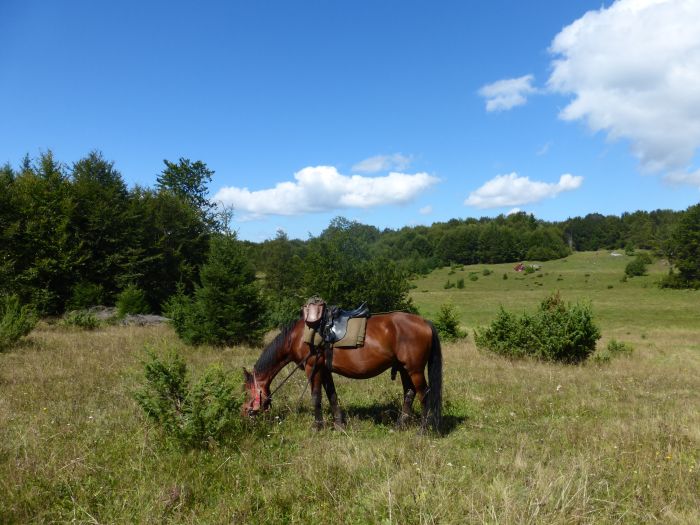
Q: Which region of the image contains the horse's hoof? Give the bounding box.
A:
[312,421,325,431]
[333,419,346,431]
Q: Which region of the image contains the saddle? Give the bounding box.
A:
[302,298,370,370]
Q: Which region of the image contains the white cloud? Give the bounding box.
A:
[478,74,536,111]
[213,166,439,218]
[536,141,552,156]
[419,205,433,215]
[465,172,583,209]
[352,153,412,173]
[506,207,522,216]
[548,0,700,183]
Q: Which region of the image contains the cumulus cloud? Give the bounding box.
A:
[465,172,583,209]
[213,166,439,218]
[352,153,412,173]
[478,74,537,111]
[548,0,700,181]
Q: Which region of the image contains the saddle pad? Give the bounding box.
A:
[334,317,367,348]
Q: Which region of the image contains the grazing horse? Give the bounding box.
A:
[242,313,442,431]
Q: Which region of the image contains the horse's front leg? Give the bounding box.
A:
[308,363,324,431]
[322,368,345,430]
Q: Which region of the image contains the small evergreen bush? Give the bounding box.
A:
[482,268,492,276]
[0,295,37,352]
[133,348,244,448]
[524,266,535,275]
[433,303,467,342]
[474,292,600,363]
[625,256,649,277]
[443,279,455,289]
[502,273,508,280]
[592,339,634,364]
[116,284,150,316]
[456,278,465,289]
[469,274,478,281]
[62,310,101,330]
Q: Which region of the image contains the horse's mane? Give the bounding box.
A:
[254,321,297,374]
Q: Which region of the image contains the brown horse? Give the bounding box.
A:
[242,313,442,430]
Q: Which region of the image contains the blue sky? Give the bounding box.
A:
[2,0,699,241]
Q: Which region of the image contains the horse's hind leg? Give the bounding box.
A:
[408,370,430,430]
[396,368,416,428]
[322,369,345,430]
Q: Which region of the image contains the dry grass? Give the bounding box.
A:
[1,252,699,523]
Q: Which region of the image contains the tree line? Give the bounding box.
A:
[2,151,698,346]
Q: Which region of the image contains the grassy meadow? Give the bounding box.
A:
[1,251,699,523]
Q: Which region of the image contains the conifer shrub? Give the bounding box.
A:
[164,233,266,346]
[433,303,467,342]
[482,268,492,276]
[133,348,244,448]
[116,284,150,316]
[62,310,101,330]
[456,278,465,289]
[625,256,649,277]
[474,292,600,363]
[592,339,634,364]
[0,294,37,352]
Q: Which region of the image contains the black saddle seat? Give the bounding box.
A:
[324,302,370,344]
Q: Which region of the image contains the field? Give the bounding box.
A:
[1,251,698,523]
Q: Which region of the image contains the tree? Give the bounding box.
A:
[157,158,217,226]
[166,233,266,346]
[663,203,700,288]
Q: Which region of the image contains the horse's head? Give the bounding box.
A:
[242,368,271,417]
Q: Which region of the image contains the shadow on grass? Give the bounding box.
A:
[345,401,467,436]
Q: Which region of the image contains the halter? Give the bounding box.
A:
[248,347,315,411]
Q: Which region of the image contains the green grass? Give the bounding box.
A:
[1,251,699,523]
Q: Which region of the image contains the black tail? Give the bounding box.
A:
[426,321,443,432]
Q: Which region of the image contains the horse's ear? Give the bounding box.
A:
[242,367,252,382]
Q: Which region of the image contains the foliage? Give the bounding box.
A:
[133,348,243,448]
[61,310,101,330]
[116,285,150,317]
[302,218,415,312]
[432,303,467,342]
[165,233,266,346]
[66,281,104,311]
[625,256,649,277]
[593,339,634,364]
[482,268,492,276]
[474,292,601,363]
[456,278,465,289]
[661,203,700,289]
[0,294,37,352]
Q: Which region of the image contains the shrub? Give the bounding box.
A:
[0,295,37,352]
[133,348,243,448]
[116,284,150,316]
[66,282,104,310]
[456,278,465,289]
[625,256,649,277]
[62,310,101,330]
[474,292,600,363]
[482,268,492,276]
[443,280,455,289]
[592,339,634,364]
[433,303,467,342]
[502,273,508,280]
[469,274,478,282]
[524,266,535,275]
